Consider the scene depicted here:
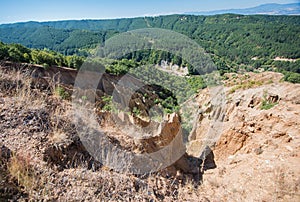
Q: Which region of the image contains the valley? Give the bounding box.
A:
[0,3,300,201]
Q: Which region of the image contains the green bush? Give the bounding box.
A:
[132,107,141,116]
[260,100,278,110]
[102,95,113,111]
[42,63,50,70]
[283,72,300,84]
[260,91,278,110]
[54,86,69,99]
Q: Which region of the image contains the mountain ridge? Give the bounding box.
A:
[0,3,299,27]
[185,3,300,16]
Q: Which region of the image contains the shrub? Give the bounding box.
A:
[261,100,277,110]
[102,95,117,112]
[54,86,69,99]
[8,154,36,191]
[283,72,300,84]
[42,63,49,70]
[132,107,141,116]
[260,91,278,110]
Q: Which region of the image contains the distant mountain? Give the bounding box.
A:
[186,3,300,16]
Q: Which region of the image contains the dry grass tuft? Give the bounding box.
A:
[7,153,38,192]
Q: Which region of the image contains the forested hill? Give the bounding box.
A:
[0,26,116,56]
[0,14,299,74]
[1,14,299,31]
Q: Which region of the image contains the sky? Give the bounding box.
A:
[0,0,298,24]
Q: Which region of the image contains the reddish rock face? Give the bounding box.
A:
[187,72,300,201]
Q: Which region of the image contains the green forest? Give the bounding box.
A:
[0,42,84,69]
[0,14,299,83]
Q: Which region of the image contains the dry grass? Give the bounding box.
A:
[229,80,263,94]
[16,79,47,109]
[7,153,39,194]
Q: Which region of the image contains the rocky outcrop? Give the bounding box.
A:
[187,72,300,201]
[78,110,198,174]
[188,72,300,159]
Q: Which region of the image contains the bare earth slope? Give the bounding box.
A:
[0,62,299,201]
[189,72,300,201]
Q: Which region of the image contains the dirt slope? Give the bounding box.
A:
[189,72,300,201]
[0,62,299,201]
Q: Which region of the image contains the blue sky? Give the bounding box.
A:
[0,0,298,24]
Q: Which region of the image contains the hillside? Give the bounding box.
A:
[0,61,299,201]
[189,72,300,200]
[0,26,115,56]
[0,10,300,201]
[0,14,300,73]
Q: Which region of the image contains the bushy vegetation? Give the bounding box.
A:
[261,91,278,110]
[54,86,70,100]
[101,95,114,112]
[0,42,84,69]
[282,71,300,84]
[229,80,263,94]
[105,59,139,75]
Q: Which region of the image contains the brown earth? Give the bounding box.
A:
[188,72,300,201]
[0,62,299,201]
